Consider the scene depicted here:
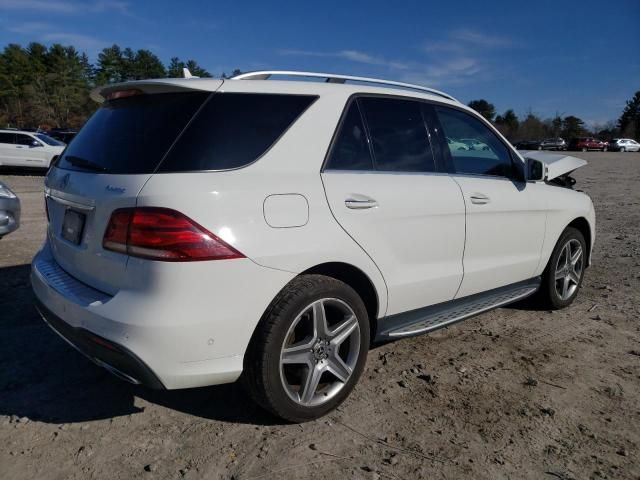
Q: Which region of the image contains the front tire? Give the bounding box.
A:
[620,147,626,152]
[242,275,370,422]
[539,227,586,310]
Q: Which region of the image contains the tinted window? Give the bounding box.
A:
[0,133,14,144]
[159,93,316,172]
[435,106,513,177]
[35,133,65,146]
[359,97,435,172]
[57,92,209,174]
[324,101,374,171]
[15,134,35,146]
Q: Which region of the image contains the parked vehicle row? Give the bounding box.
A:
[31,71,596,422]
[515,136,639,152]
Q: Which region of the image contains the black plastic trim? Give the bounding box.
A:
[35,300,165,389]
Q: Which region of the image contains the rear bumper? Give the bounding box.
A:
[31,242,295,389]
[35,299,165,389]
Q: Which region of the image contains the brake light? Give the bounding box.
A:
[105,89,143,101]
[103,207,244,261]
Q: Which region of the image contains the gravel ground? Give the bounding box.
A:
[0,152,639,480]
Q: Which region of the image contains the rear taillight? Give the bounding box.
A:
[103,207,244,261]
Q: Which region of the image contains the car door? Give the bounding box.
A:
[0,132,17,165]
[321,96,466,316]
[14,133,48,166]
[432,104,546,298]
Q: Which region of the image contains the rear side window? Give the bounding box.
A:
[158,93,317,172]
[15,134,35,146]
[0,132,14,144]
[359,97,435,172]
[58,92,209,174]
[435,106,513,178]
[324,101,374,171]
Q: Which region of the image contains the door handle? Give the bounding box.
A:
[469,193,490,205]
[345,197,378,209]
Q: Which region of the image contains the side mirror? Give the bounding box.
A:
[527,159,545,181]
[30,140,43,148]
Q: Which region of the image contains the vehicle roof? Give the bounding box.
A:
[0,129,38,134]
[91,77,464,111]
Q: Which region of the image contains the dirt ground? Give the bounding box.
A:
[0,151,639,480]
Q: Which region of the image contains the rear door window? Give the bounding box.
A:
[324,101,374,171]
[435,106,513,178]
[358,97,435,172]
[0,132,14,144]
[57,92,209,174]
[158,93,317,172]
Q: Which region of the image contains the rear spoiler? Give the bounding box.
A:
[90,78,224,103]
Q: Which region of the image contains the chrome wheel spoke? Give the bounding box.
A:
[281,341,314,366]
[555,269,566,280]
[569,270,581,285]
[570,246,582,266]
[312,300,329,338]
[300,364,324,405]
[326,353,352,383]
[329,315,358,347]
[561,276,570,298]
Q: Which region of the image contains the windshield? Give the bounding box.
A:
[35,133,65,146]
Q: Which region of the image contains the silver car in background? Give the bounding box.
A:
[0,181,20,238]
[609,138,640,152]
[540,138,567,150]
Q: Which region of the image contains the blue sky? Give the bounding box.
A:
[1,0,638,126]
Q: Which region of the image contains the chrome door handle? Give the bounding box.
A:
[345,198,378,209]
[469,193,490,205]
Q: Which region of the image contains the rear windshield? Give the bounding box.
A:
[57,91,316,174]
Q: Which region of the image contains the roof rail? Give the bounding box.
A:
[231,70,459,102]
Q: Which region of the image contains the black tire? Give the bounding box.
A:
[538,227,587,310]
[242,274,370,422]
[620,147,626,152]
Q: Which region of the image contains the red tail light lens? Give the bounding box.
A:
[103,207,244,261]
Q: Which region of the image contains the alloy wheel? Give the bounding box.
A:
[554,239,584,301]
[279,298,361,407]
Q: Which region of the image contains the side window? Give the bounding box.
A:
[0,133,14,144]
[325,101,374,171]
[435,106,513,177]
[359,97,435,172]
[15,134,35,146]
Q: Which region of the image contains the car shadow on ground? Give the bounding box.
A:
[0,167,47,177]
[0,263,284,426]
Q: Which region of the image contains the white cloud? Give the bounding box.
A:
[278,49,408,70]
[41,32,107,53]
[0,0,130,14]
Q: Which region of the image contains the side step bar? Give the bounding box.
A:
[375,277,541,341]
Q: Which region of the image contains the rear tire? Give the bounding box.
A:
[242,275,370,422]
[620,147,626,152]
[538,227,586,310]
[582,147,588,152]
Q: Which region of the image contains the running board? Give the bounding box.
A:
[376,277,540,341]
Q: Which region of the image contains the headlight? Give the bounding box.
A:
[0,184,17,199]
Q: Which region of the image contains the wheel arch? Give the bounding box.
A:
[567,216,592,265]
[301,262,380,342]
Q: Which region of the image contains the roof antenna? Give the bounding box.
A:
[183,67,199,79]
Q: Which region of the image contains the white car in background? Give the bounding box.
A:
[31,71,595,422]
[0,130,65,169]
[609,138,640,152]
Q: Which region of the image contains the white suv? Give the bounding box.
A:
[31,71,595,421]
[0,130,65,168]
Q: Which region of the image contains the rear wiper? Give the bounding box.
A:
[64,155,110,173]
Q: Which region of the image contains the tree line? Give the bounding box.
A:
[468,94,640,142]
[0,42,241,129]
[1,41,638,141]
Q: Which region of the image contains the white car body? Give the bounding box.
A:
[31,73,595,392]
[0,130,65,168]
